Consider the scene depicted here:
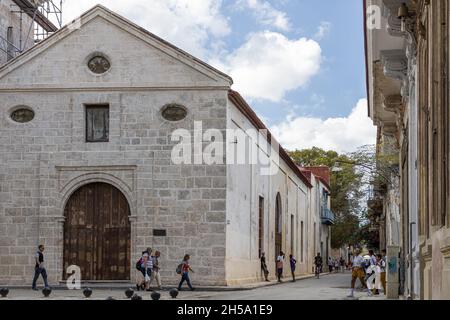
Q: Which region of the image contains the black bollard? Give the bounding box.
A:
[169,288,179,299]
[42,287,52,297]
[83,288,93,298]
[151,291,161,300]
[125,288,134,299]
[131,294,142,300]
[0,288,9,298]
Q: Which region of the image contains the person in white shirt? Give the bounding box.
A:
[365,250,377,295]
[276,251,285,283]
[374,253,386,295]
[347,249,367,298]
[149,250,162,290]
[141,248,153,291]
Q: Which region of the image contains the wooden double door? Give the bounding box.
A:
[63,183,131,280]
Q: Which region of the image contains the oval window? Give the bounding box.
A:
[11,107,35,123]
[87,55,111,74]
[161,104,187,121]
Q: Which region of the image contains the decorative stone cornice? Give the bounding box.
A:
[383,94,403,114]
[382,122,399,137]
[381,50,408,82]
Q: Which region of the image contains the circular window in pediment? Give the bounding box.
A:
[161,104,188,121]
[87,55,111,74]
[10,107,35,123]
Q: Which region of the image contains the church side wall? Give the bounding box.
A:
[225,100,311,285]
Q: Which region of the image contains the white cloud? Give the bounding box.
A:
[314,21,332,41]
[236,0,291,31]
[211,31,322,102]
[270,99,376,153]
[62,0,230,59]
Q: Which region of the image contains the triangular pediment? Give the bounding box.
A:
[0,5,233,89]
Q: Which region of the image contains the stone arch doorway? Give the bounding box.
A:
[275,192,282,261]
[63,182,131,281]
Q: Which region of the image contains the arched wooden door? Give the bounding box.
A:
[275,193,282,260]
[63,182,131,281]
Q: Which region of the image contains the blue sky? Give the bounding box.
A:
[222,0,367,122]
[63,0,375,152]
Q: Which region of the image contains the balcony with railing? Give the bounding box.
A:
[321,206,335,225]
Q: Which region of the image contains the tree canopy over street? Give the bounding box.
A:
[288,146,383,250]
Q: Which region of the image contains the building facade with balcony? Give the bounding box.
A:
[300,167,334,266]
[365,0,450,299]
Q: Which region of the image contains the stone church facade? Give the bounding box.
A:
[0,5,332,286]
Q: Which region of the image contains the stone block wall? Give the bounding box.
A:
[0,89,228,286]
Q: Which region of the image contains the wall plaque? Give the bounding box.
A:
[153,229,167,237]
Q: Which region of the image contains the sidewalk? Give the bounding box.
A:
[4,273,330,292]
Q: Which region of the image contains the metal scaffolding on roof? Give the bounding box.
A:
[0,0,62,61]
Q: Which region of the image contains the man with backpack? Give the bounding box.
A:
[32,245,49,290]
[136,248,152,291]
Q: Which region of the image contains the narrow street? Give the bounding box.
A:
[185,271,384,301]
[0,271,385,300]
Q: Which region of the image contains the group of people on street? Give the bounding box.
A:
[136,249,195,292]
[327,256,346,273]
[260,251,298,283]
[347,248,387,297]
[31,245,197,292]
[136,248,162,291]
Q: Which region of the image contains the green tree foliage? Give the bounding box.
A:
[289,147,364,217]
[289,147,371,249]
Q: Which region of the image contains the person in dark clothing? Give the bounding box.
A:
[32,245,49,290]
[260,252,270,282]
[289,254,297,282]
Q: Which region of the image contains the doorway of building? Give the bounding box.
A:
[63,182,131,280]
[275,193,282,260]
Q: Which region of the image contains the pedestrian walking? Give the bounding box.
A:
[365,250,377,295]
[135,248,149,291]
[340,257,346,273]
[314,253,323,278]
[328,257,333,273]
[140,247,153,291]
[373,254,385,295]
[334,258,339,273]
[177,254,195,291]
[276,251,285,282]
[289,254,297,282]
[347,249,367,298]
[149,250,162,290]
[32,245,49,290]
[260,252,270,282]
[380,249,387,295]
[364,255,376,296]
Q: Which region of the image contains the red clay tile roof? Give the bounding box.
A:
[309,167,331,191]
